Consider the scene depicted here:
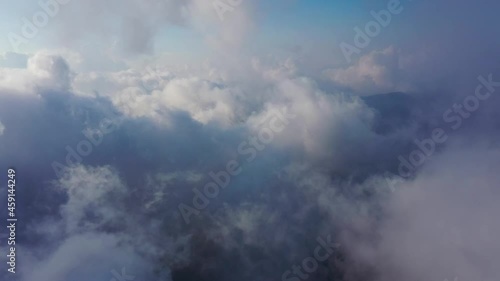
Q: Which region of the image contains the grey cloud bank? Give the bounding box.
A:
[1,49,499,281]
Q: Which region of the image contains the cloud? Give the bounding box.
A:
[342,145,500,281]
[28,0,257,57]
[55,165,126,233]
[2,0,500,280]
[10,165,188,281]
[325,47,414,95]
[0,48,499,281]
[23,233,143,281]
[0,51,71,95]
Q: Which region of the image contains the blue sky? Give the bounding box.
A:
[1,0,499,83]
[0,0,396,56]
